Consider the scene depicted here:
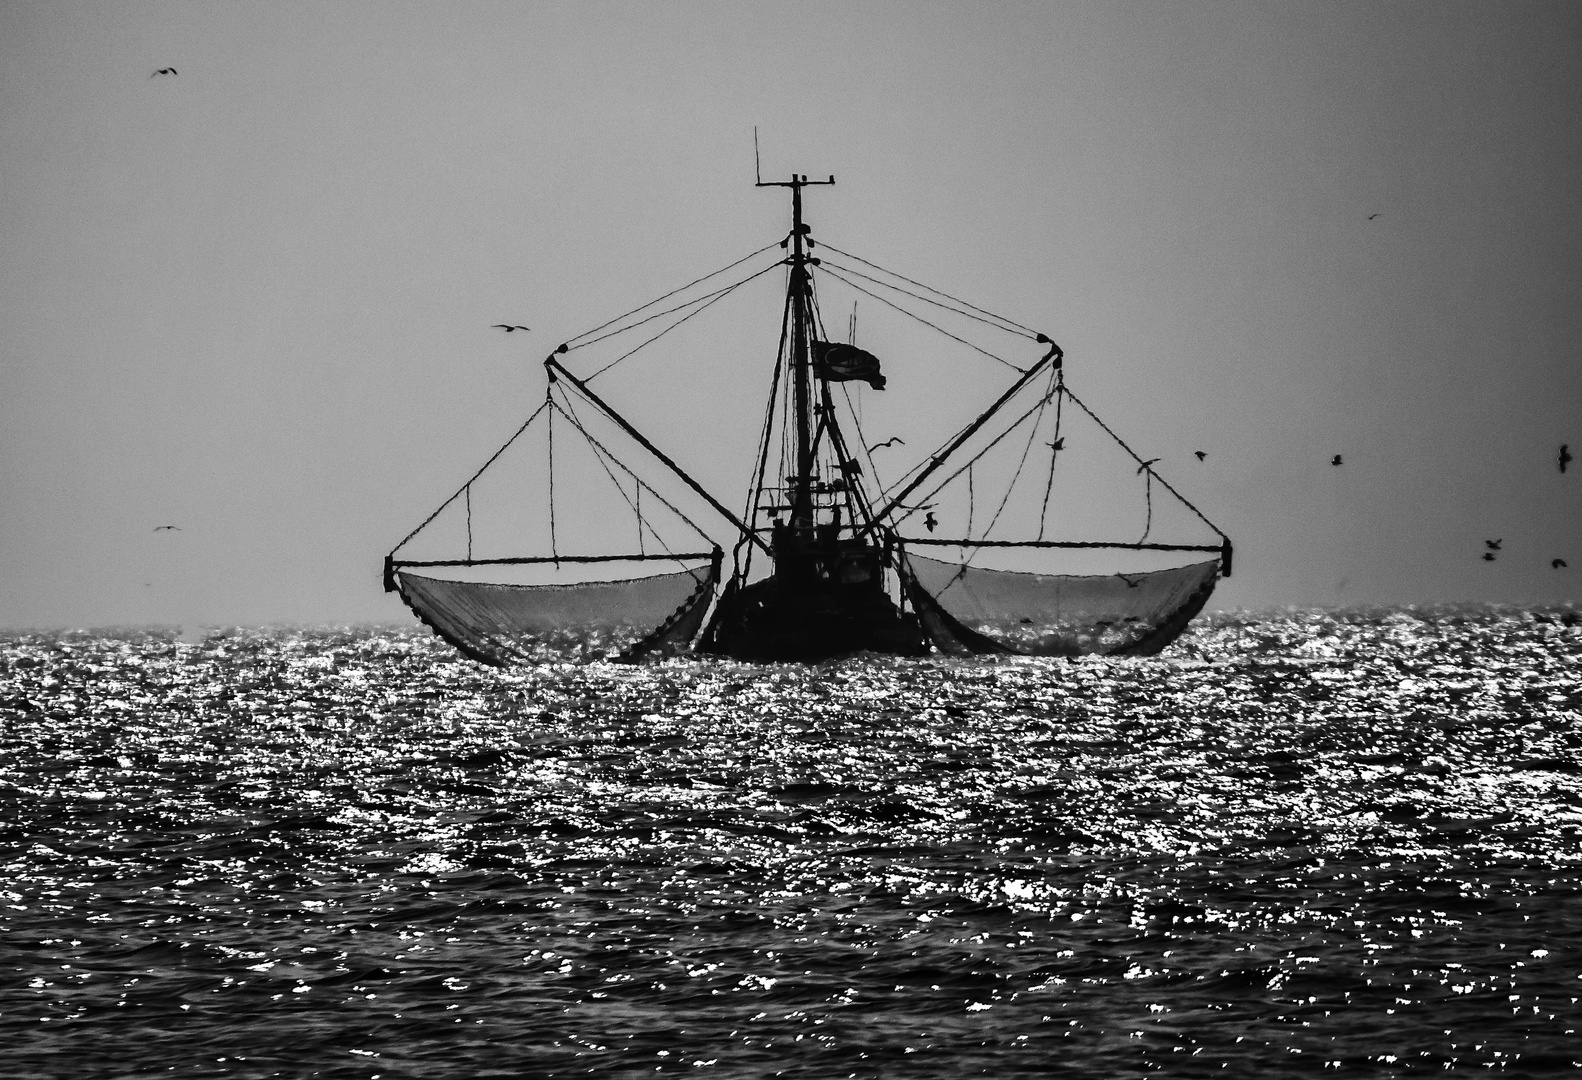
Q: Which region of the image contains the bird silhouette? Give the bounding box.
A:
[1554,559,1569,569]
[1116,572,1144,589]
[1561,445,1572,473]
[1194,450,1207,461]
[1367,213,1381,220]
[1482,552,1496,561]
[924,511,938,533]
[1485,539,1502,550]
[1047,437,1065,453]
[1136,458,1160,474]
[1331,454,1343,466]
[492,324,530,332]
[868,437,904,452]
[150,68,177,77]
[153,525,181,532]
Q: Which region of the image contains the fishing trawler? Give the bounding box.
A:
[384,173,1231,664]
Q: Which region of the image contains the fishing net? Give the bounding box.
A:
[395,559,720,665]
[903,553,1221,657]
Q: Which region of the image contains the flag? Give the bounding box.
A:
[812,341,885,390]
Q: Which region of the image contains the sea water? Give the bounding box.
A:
[2,608,1579,1077]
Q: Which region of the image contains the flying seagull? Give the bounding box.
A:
[1554,559,1569,569]
[1116,572,1144,589]
[1482,552,1496,562]
[868,437,904,452]
[1561,445,1572,473]
[1194,450,1207,461]
[1485,539,1502,550]
[1047,437,1065,453]
[1331,454,1343,466]
[1136,458,1160,474]
[150,68,177,77]
[492,324,530,332]
[924,511,938,533]
[1367,213,1381,220]
[153,525,181,531]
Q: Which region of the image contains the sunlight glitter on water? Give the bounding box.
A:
[1,607,1579,1076]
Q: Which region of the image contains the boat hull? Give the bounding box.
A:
[698,574,929,661]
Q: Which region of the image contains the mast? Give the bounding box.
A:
[790,181,811,525]
[757,172,833,530]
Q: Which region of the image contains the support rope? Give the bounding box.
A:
[1036,372,1065,541]
[1141,470,1153,544]
[806,287,883,533]
[548,398,688,567]
[873,412,981,506]
[817,257,1039,342]
[966,465,975,537]
[574,278,753,352]
[815,241,1041,337]
[976,371,1053,544]
[838,382,881,494]
[585,261,784,381]
[552,390,714,544]
[564,242,781,348]
[740,283,792,577]
[815,264,1024,373]
[547,397,558,564]
[892,385,1059,530]
[937,374,1054,593]
[1060,385,1228,540]
[388,399,549,556]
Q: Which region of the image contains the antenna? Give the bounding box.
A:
[754,127,762,185]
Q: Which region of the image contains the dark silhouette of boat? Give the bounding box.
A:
[385,174,1231,663]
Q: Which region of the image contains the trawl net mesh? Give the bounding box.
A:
[396,562,718,665]
[904,553,1220,657]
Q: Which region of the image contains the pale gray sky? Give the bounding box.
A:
[2,1,1579,629]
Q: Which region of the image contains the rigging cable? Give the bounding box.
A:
[806,291,881,532]
[815,263,1024,373]
[1037,371,1065,541]
[966,465,974,538]
[838,382,882,497]
[388,399,550,557]
[1060,385,1229,540]
[563,241,782,348]
[816,256,1039,343]
[546,393,558,565]
[1141,469,1153,544]
[814,241,1041,338]
[573,278,755,352]
[465,485,472,562]
[937,370,1058,594]
[546,397,687,566]
[976,369,1055,544]
[551,390,714,545]
[804,279,836,472]
[740,278,793,579]
[584,260,786,381]
[873,411,981,506]
[892,385,1060,531]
